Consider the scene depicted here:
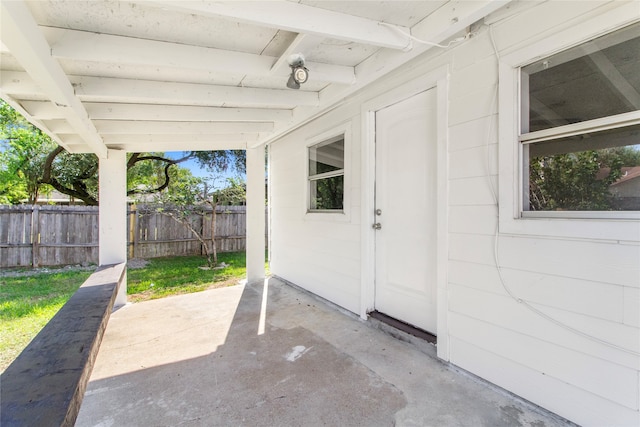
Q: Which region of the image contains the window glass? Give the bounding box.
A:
[310,175,344,210]
[521,22,640,213]
[308,136,345,212]
[522,23,640,133]
[309,137,344,176]
[527,126,640,211]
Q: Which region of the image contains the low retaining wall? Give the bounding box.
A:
[0,263,126,427]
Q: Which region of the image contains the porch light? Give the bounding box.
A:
[286,53,309,89]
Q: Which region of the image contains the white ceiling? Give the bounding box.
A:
[0,0,509,157]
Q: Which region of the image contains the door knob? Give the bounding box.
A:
[372,223,382,230]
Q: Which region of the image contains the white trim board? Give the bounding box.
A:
[360,65,451,361]
[497,7,640,242]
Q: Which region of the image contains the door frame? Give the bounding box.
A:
[360,65,450,361]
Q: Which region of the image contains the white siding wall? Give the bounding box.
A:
[269,106,363,314]
[269,2,640,425]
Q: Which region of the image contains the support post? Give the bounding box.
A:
[99,149,128,307]
[246,144,266,284]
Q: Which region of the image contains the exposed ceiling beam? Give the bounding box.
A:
[106,140,248,153]
[270,33,327,75]
[586,51,640,110]
[3,70,316,110]
[68,75,319,108]
[18,100,292,122]
[0,71,44,98]
[254,0,513,148]
[0,0,107,158]
[45,27,354,85]
[93,120,274,134]
[14,101,65,120]
[149,0,411,50]
[100,133,257,147]
[0,93,68,147]
[82,103,292,123]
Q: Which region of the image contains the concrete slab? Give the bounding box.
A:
[77,278,572,427]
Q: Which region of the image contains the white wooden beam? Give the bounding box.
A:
[0,71,44,98]
[83,103,292,122]
[0,93,70,149]
[149,0,411,50]
[269,33,327,74]
[4,71,316,108]
[587,50,640,110]
[16,101,65,120]
[93,120,273,134]
[100,133,258,145]
[255,0,513,148]
[106,140,248,153]
[45,27,354,85]
[69,75,319,108]
[0,0,107,158]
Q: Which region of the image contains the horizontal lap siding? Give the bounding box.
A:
[269,2,640,425]
[445,2,640,425]
[269,107,362,314]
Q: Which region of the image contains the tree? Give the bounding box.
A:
[148,176,246,268]
[529,146,640,211]
[206,177,246,267]
[1,99,246,205]
[0,101,57,204]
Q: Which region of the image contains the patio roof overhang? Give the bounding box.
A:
[0,0,510,157]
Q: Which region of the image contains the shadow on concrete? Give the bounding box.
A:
[77,277,572,427]
[76,279,405,426]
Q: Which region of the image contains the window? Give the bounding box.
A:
[308,135,344,211]
[520,22,640,213]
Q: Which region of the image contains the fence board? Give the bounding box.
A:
[0,205,259,268]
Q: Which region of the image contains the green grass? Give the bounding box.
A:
[0,252,250,372]
[0,270,92,371]
[127,252,247,301]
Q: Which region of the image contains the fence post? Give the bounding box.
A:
[133,205,139,259]
[128,205,135,259]
[31,205,40,268]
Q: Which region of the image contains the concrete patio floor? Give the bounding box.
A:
[76,277,572,427]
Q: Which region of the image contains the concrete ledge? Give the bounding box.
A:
[0,263,126,427]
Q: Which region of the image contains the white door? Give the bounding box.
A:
[374,88,438,334]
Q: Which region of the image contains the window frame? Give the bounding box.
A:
[304,122,351,218]
[498,10,640,241]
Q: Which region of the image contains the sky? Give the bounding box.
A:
[165,151,246,184]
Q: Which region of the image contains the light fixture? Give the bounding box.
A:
[286,53,309,90]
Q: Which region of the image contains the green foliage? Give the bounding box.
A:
[0,100,57,204]
[312,176,343,210]
[1,99,246,205]
[214,177,246,206]
[193,150,246,175]
[529,147,639,211]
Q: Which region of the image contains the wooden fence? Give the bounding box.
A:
[0,205,256,268]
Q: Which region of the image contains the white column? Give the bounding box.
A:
[99,149,127,306]
[246,144,266,284]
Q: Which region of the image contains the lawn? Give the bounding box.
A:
[0,252,248,371]
[127,252,247,302]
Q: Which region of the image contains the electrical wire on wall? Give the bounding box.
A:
[485,24,639,357]
[378,22,476,51]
